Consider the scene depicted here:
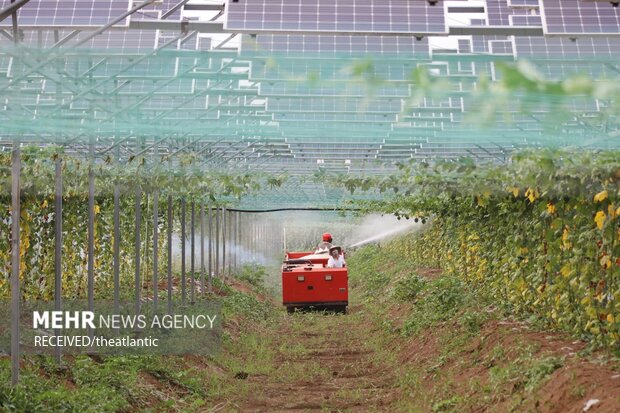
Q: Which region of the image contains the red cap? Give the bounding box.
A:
[322,232,332,242]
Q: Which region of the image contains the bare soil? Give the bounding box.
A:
[235,308,401,412]
[220,269,620,412]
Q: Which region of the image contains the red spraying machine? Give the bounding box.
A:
[281,251,348,313]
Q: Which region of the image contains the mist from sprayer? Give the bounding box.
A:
[166,212,424,272]
[344,214,424,248]
[170,233,270,272]
[274,212,424,251]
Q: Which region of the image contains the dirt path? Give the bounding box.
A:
[212,268,620,413]
[235,306,400,412]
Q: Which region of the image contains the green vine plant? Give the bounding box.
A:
[0,147,287,302]
[317,149,620,350]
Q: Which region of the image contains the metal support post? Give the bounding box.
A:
[215,207,220,278]
[113,173,120,317]
[200,203,205,297]
[87,139,95,337]
[54,157,62,364]
[113,145,120,319]
[10,145,20,385]
[190,201,195,304]
[208,205,213,291]
[167,196,173,314]
[152,189,159,311]
[181,197,186,305]
[135,186,142,315]
[222,207,226,278]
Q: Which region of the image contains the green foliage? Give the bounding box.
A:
[0,356,140,412]
[222,290,274,321]
[236,264,267,288]
[212,277,234,295]
[488,354,564,394]
[423,277,466,315]
[431,396,460,413]
[523,356,564,392]
[0,148,287,301]
[402,277,467,336]
[363,271,391,297]
[343,149,620,350]
[459,310,489,334]
[347,243,419,301]
[392,273,427,302]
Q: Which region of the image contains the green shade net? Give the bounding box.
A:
[0,43,618,209]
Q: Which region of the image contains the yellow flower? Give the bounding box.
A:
[507,187,519,198]
[94,205,100,214]
[594,190,608,203]
[608,314,615,323]
[560,264,571,277]
[525,187,539,203]
[594,210,606,230]
[600,255,611,269]
[546,202,556,214]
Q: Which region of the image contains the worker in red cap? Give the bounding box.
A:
[315,232,333,254]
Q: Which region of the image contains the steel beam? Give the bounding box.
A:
[208,204,213,291]
[87,139,95,337]
[0,0,29,24]
[167,195,173,314]
[10,145,20,385]
[200,202,205,297]
[153,189,159,311]
[54,157,62,363]
[190,200,195,304]
[135,186,142,315]
[181,197,186,305]
[222,206,226,278]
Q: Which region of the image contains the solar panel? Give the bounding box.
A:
[0,27,160,51]
[486,0,542,26]
[513,36,620,78]
[540,0,620,35]
[131,0,183,22]
[5,29,72,48]
[507,0,540,8]
[0,0,132,27]
[225,0,448,35]
[242,34,430,56]
[252,59,421,84]
[79,30,158,51]
[489,39,514,54]
[274,112,397,122]
[472,35,508,53]
[514,36,620,58]
[509,14,542,25]
[266,97,402,113]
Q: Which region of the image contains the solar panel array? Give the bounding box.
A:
[514,36,620,58]
[486,0,541,26]
[242,34,431,56]
[0,0,618,191]
[540,0,620,35]
[508,0,540,7]
[225,0,448,34]
[0,0,131,27]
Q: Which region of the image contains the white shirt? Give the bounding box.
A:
[327,255,345,268]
